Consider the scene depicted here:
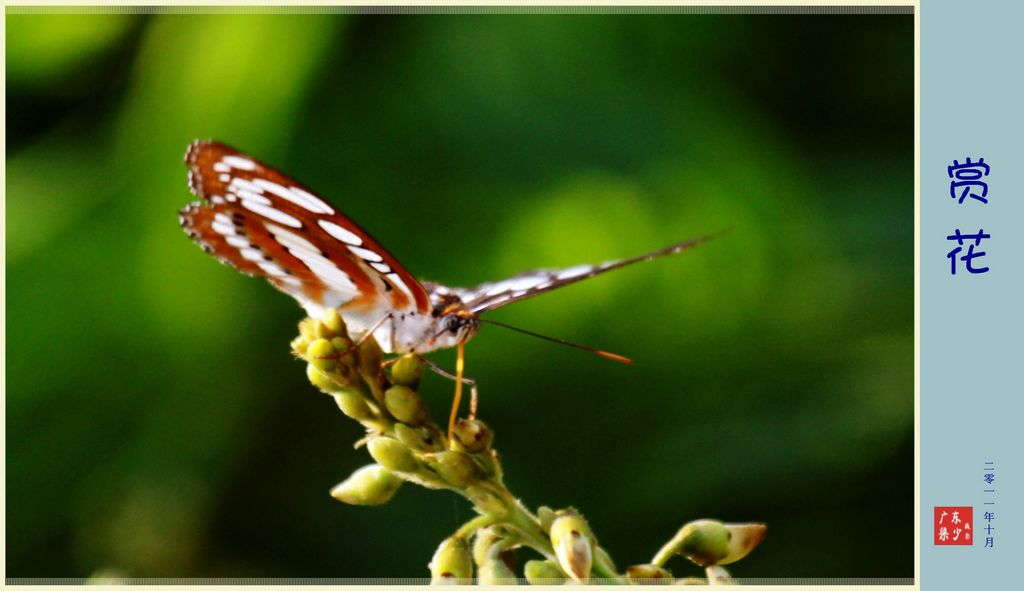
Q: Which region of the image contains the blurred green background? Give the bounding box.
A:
[6,12,913,580]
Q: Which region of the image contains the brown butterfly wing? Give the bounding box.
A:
[180,140,431,318]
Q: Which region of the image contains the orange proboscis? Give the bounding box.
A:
[447,341,466,442]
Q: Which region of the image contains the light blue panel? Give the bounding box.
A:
[921,0,1023,589]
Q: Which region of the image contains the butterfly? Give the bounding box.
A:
[180,140,715,433]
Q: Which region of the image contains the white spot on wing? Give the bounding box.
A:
[370,262,392,274]
[225,235,250,248]
[235,189,271,205]
[486,274,549,296]
[348,245,383,263]
[240,247,264,262]
[252,178,289,196]
[292,187,335,214]
[258,261,287,277]
[265,223,319,255]
[291,249,356,291]
[214,213,232,225]
[229,177,262,193]
[223,156,256,170]
[387,272,416,301]
[213,162,230,173]
[556,265,594,280]
[240,199,302,228]
[211,221,235,236]
[318,220,363,245]
[253,178,333,214]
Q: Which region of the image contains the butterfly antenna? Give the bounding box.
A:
[479,318,634,365]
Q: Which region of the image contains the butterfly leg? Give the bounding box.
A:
[376,356,401,385]
[420,355,481,420]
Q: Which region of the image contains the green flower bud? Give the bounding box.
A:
[595,546,618,577]
[549,510,593,545]
[331,336,353,355]
[290,334,311,356]
[424,450,482,487]
[308,338,337,371]
[307,364,346,392]
[390,353,424,386]
[313,320,333,339]
[718,523,766,565]
[334,389,375,421]
[322,308,345,336]
[655,520,729,568]
[395,423,444,452]
[537,506,556,532]
[355,336,387,406]
[473,449,503,480]
[330,464,402,505]
[550,512,594,582]
[367,437,419,473]
[357,334,384,376]
[478,552,517,585]
[626,564,672,584]
[384,385,427,425]
[453,419,494,453]
[472,526,504,566]
[298,317,318,340]
[429,536,473,584]
[524,559,565,585]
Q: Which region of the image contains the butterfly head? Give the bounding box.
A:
[427,293,480,349]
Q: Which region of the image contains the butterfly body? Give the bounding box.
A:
[180,140,712,357]
[347,297,479,355]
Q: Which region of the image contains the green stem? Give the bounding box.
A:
[501,498,556,561]
[592,547,625,581]
[453,514,497,540]
[651,535,679,567]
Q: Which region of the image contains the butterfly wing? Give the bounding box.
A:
[451,235,717,315]
[180,140,431,325]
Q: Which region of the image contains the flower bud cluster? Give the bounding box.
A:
[363,428,499,495]
[293,312,373,405]
[296,310,503,508]
[293,311,766,585]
